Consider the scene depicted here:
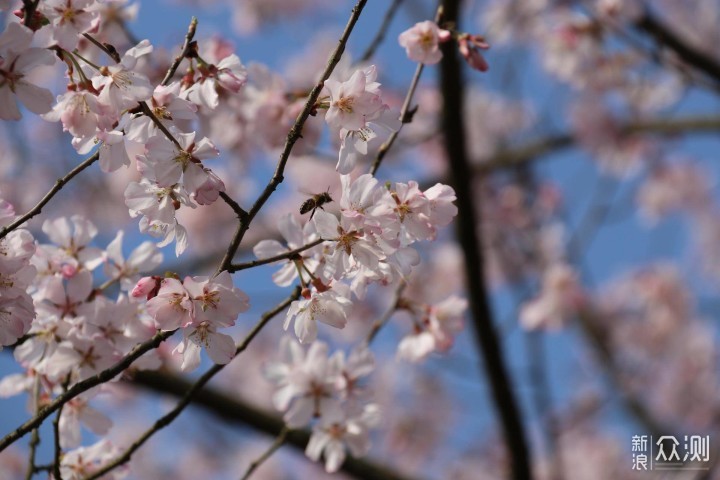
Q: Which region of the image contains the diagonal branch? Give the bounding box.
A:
[128,370,423,480]
[82,289,300,480]
[635,12,720,85]
[438,1,533,479]
[215,0,369,275]
[0,330,175,453]
[0,152,100,240]
[228,239,326,273]
[359,0,404,63]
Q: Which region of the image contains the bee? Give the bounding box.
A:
[300,190,333,219]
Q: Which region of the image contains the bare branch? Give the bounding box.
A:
[635,11,720,85]
[438,1,533,478]
[0,152,100,240]
[239,426,289,480]
[359,0,404,63]
[161,17,198,86]
[369,6,443,176]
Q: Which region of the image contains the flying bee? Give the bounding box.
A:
[300,189,333,219]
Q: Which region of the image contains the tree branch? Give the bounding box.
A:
[228,238,325,273]
[359,0,404,63]
[215,0,369,275]
[128,370,423,480]
[635,12,720,85]
[161,17,198,86]
[0,330,175,453]
[0,152,100,240]
[476,115,720,175]
[81,289,300,480]
[438,1,533,479]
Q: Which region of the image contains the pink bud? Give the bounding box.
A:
[132,276,162,300]
[61,264,77,278]
[193,169,226,205]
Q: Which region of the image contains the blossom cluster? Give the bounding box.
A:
[0,212,161,453]
[0,1,471,477]
[265,339,380,473]
[254,173,461,350]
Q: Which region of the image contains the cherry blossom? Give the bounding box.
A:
[39,0,100,51]
[91,39,154,113]
[0,22,56,120]
[305,403,380,473]
[398,21,451,65]
[285,287,352,343]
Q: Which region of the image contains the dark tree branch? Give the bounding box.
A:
[438,1,533,479]
[635,12,720,85]
[128,370,423,480]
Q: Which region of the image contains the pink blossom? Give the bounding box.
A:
[520,263,586,330]
[458,34,491,72]
[324,68,383,132]
[398,21,451,65]
[305,403,380,473]
[92,39,154,113]
[0,23,56,120]
[183,271,250,326]
[173,321,236,372]
[285,287,352,343]
[145,277,194,330]
[39,0,100,51]
[103,231,163,291]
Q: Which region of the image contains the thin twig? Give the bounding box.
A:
[82,33,121,63]
[369,6,442,176]
[359,0,404,63]
[0,330,175,453]
[24,376,41,480]
[366,282,405,343]
[81,289,300,480]
[214,0,369,276]
[161,17,198,86]
[228,238,325,273]
[0,152,100,240]
[239,426,290,480]
[219,191,249,219]
[52,401,65,480]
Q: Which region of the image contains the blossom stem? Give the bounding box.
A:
[239,426,289,480]
[81,33,121,63]
[228,238,326,273]
[161,17,199,86]
[70,50,102,71]
[366,282,405,343]
[80,289,301,480]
